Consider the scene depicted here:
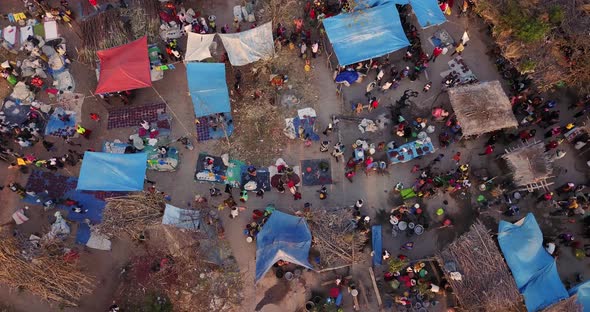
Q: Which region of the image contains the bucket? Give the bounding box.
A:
[284,272,294,280]
[305,301,315,311]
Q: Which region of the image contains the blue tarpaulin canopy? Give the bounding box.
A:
[323,2,410,66]
[186,62,231,117]
[498,213,569,311]
[408,0,446,28]
[77,152,147,191]
[255,211,312,282]
[353,0,446,28]
[569,281,590,312]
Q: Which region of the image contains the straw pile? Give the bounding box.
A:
[543,295,582,312]
[78,10,132,64]
[436,220,524,312]
[94,192,166,238]
[121,0,161,42]
[448,81,518,137]
[305,208,369,268]
[502,141,552,186]
[0,237,94,307]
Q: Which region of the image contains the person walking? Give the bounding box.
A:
[452,152,461,165]
[430,46,443,62]
[479,145,494,156]
[432,153,445,164]
[311,41,319,58]
[450,40,465,56]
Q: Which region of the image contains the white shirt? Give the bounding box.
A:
[381,81,393,90]
[300,43,307,54]
[377,70,384,81]
[311,43,319,53]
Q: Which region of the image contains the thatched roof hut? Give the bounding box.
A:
[502,141,553,188]
[542,295,582,312]
[448,80,518,137]
[436,221,524,312]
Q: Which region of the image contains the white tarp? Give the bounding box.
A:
[185,32,216,61]
[162,204,200,231]
[218,22,274,66]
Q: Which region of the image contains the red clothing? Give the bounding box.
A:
[484,145,493,155]
[88,0,97,5]
[433,46,443,57]
[370,100,379,109]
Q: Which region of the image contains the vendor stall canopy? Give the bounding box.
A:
[186,62,231,117]
[77,152,148,191]
[502,141,553,187]
[498,213,569,311]
[95,36,152,94]
[448,80,518,137]
[255,211,312,282]
[218,22,275,66]
[352,0,446,28]
[185,33,216,62]
[323,2,410,66]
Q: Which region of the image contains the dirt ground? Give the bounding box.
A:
[0,0,589,311]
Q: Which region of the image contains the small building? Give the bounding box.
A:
[502,141,553,191]
[436,221,524,312]
[448,80,518,137]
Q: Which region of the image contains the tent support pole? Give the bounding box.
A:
[151,85,192,137]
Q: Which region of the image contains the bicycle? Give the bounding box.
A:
[396,89,419,107]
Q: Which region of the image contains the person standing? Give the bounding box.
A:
[452,152,461,165]
[450,40,465,56]
[311,41,319,58]
[88,0,99,10]
[430,46,443,62]
[479,145,494,156]
[300,41,307,58]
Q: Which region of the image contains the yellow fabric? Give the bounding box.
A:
[76,126,85,134]
[455,43,465,52]
[17,158,26,166]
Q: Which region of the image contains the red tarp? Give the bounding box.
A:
[94,36,152,94]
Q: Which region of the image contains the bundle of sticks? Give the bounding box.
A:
[305,208,369,268]
[0,237,94,307]
[121,0,161,42]
[78,10,131,64]
[94,192,166,238]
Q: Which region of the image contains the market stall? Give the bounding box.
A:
[387,137,435,164]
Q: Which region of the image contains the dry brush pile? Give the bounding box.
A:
[94,192,166,238]
[0,237,94,307]
[476,0,590,93]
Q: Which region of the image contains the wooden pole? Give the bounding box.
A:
[368,267,383,308]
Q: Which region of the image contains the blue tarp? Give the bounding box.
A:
[498,213,569,311]
[372,225,382,266]
[353,0,446,28]
[570,281,590,311]
[323,2,410,66]
[77,152,147,191]
[409,0,446,28]
[334,70,360,84]
[186,62,231,117]
[255,211,312,282]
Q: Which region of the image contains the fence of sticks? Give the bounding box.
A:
[0,237,94,307]
[94,192,166,238]
[78,0,160,65]
[304,208,370,268]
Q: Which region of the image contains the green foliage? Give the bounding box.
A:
[502,1,549,43]
[549,5,565,24]
[519,59,536,73]
[388,257,409,273]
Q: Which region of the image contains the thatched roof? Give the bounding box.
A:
[502,141,552,187]
[436,221,524,312]
[448,81,518,137]
[542,295,582,312]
